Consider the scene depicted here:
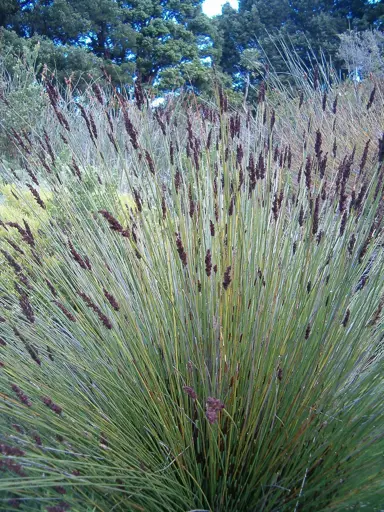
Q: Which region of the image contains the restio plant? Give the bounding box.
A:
[0,76,383,512]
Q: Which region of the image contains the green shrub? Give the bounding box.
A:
[0,79,383,512]
[0,44,48,158]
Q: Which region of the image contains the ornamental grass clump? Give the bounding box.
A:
[0,77,383,511]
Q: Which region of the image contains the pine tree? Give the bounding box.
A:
[1,0,217,91]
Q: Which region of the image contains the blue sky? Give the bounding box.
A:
[203,0,238,17]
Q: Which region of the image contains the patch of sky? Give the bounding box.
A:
[203,0,238,17]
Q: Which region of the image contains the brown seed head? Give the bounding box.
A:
[223,266,232,290]
[19,293,35,323]
[54,301,76,322]
[183,386,197,400]
[206,397,224,424]
[367,86,376,110]
[27,185,46,209]
[342,309,350,327]
[103,289,120,311]
[205,249,212,277]
[322,92,327,111]
[339,211,348,237]
[78,291,112,329]
[312,196,320,235]
[175,233,187,267]
[68,240,89,270]
[299,205,304,227]
[304,156,312,191]
[145,150,155,175]
[133,189,142,213]
[134,77,145,110]
[358,140,370,175]
[315,129,322,158]
[174,169,181,194]
[332,138,337,158]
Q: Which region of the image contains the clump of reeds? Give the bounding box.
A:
[0,72,383,512]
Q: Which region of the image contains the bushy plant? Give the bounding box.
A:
[0,78,383,512]
[337,29,384,80]
[0,44,48,158]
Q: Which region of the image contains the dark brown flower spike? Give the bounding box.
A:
[299,206,304,227]
[332,138,337,158]
[26,165,39,186]
[99,210,130,238]
[270,109,276,131]
[27,185,46,209]
[205,250,212,277]
[339,211,347,237]
[223,266,232,290]
[315,130,322,158]
[1,249,22,274]
[360,140,370,173]
[342,309,350,327]
[68,240,90,270]
[175,233,187,267]
[183,386,197,400]
[46,279,57,297]
[77,103,97,142]
[133,189,143,213]
[19,292,35,323]
[210,220,215,237]
[123,109,139,149]
[366,86,376,110]
[11,384,32,407]
[145,150,155,175]
[378,133,384,163]
[41,396,62,414]
[332,96,338,114]
[103,289,120,311]
[247,153,256,195]
[5,238,24,255]
[0,459,26,477]
[206,397,224,425]
[54,301,76,322]
[0,444,25,457]
[174,169,182,194]
[272,193,279,221]
[189,185,195,218]
[304,156,312,191]
[92,82,104,105]
[134,77,145,110]
[257,152,265,180]
[312,196,320,235]
[7,221,34,247]
[348,234,356,255]
[322,92,327,111]
[299,91,304,108]
[78,291,112,329]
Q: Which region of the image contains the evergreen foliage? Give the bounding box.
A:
[216,0,384,89]
[0,0,217,91]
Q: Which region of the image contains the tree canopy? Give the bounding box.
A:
[0,0,383,94]
[1,0,218,91]
[216,0,383,88]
